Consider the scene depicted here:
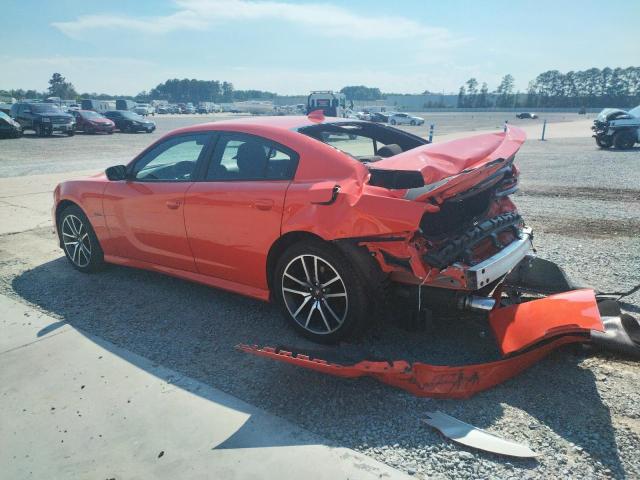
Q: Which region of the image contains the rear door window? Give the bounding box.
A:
[205,133,298,181]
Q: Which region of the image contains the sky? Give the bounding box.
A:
[1,0,638,96]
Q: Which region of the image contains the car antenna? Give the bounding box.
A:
[307,109,325,122]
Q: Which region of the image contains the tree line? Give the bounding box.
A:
[457,67,640,108]
[2,67,638,108]
[0,75,277,104]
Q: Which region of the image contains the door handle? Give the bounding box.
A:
[254,199,274,211]
[166,200,182,210]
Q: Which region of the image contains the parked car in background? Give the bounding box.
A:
[0,111,22,138]
[516,112,538,119]
[103,110,156,133]
[0,103,13,115]
[70,110,115,134]
[134,103,155,116]
[388,112,424,126]
[81,99,115,113]
[592,105,640,149]
[369,112,390,123]
[184,104,196,114]
[10,102,75,136]
[116,99,137,111]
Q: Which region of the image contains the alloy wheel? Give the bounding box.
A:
[61,214,92,268]
[281,254,348,335]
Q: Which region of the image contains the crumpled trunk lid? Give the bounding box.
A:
[369,127,526,203]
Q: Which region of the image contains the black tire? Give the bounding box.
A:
[595,136,612,148]
[410,120,416,126]
[37,124,47,137]
[58,205,105,273]
[273,240,371,343]
[390,119,396,125]
[613,130,636,150]
[67,130,75,137]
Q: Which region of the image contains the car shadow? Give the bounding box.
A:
[11,257,627,476]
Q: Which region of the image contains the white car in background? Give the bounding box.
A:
[388,112,424,126]
[133,103,155,116]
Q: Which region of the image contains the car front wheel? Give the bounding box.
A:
[274,240,369,343]
[595,136,612,148]
[59,205,105,273]
[613,130,636,150]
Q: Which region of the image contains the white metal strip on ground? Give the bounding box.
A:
[423,411,537,458]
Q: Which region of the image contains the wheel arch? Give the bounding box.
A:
[266,231,326,296]
[55,199,90,247]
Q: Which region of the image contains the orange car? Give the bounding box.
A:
[53,114,530,343]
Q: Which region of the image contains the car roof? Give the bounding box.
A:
[170,115,363,136]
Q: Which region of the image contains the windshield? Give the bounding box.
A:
[628,105,640,118]
[31,104,62,113]
[81,110,103,119]
[0,112,10,121]
[122,111,144,120]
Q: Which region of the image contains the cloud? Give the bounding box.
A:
[52,0,457,43]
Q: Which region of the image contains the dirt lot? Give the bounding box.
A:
[1,113,639,479]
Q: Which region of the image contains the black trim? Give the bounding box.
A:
[423,212,522,269]
[311,185,341,205]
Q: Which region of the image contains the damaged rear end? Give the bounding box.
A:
[359,127,530,311]
[240,125,640,398]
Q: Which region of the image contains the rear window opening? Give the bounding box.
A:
[298,121,427,163]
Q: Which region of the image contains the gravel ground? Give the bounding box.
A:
[0,114,639,479]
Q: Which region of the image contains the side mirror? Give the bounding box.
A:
[106,165,128,181]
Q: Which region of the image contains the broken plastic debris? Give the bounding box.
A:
[423,411,537,458]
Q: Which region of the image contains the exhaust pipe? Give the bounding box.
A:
[459,295,496,312]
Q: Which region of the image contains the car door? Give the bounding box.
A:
[184,132,298,290]
[103,132,215,271]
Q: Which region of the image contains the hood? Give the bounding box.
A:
[369,127,526,202]
[597,108,631,122]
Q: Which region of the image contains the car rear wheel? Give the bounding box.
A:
[410,120,416,125]
[274,240,369,343]
[390,119,396,125]
[613,130,636,150]
[59,205,105,273]
[595,136,612,148]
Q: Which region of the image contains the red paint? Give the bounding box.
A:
[237,290,606,398]
[237,335,587,399]
[489,288,604,355]
[53,116,526,301]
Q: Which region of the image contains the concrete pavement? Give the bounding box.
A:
[0,294,410,479]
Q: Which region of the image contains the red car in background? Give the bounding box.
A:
[52,114,529,343]
[71,110,115,134]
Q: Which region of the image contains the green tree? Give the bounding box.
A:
[495,74,515,107]
[457,86,466,108]
[47,73,77,99]
[465,78,478,107]
[477,82,489,108]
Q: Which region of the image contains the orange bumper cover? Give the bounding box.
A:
[238,289,607,399]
